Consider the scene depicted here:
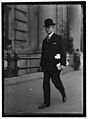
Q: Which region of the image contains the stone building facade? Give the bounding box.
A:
[4,4,83,75]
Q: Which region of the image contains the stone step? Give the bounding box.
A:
[4,65,75,86]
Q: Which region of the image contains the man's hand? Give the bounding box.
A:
[56,63,65,70]
[61,65,65,70]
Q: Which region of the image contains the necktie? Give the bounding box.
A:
[47,36,50,42]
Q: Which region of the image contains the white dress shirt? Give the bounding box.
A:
[48,32,54,39]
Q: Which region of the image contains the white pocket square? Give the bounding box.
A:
[55,54,61,59]
[53,43,56,44]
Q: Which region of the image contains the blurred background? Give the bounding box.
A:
[3,3,83,76]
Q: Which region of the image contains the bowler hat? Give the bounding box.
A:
[43,18,56,27]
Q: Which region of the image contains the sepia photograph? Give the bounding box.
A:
[2,1,86,117]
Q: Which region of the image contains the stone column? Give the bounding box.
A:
[27,5,39,51]
[56,5,68,35]
[4,5,11,49]
[69,5,81,50]
[80,5,83,52]
[38,5,56,50]
[56,5,63,35]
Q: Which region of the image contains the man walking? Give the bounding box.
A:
[39,18,67,109]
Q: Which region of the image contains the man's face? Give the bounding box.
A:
[45,25,54,35]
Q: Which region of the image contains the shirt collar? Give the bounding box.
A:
[48,32,54,39]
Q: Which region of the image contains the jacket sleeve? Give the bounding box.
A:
[60,37,66,66]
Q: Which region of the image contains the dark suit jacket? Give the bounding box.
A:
[40,33,66,71]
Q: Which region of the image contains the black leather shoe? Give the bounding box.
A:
[63,96,67,102]
[38,103,50,109]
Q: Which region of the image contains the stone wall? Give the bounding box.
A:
[4,5,41,75]
[4,4,82,76]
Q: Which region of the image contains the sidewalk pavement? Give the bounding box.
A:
[4,68,83,115]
